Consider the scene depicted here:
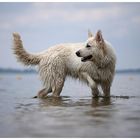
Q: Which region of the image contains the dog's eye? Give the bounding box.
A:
[86,44,91,48]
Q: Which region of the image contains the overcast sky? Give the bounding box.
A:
[0,2,140,69]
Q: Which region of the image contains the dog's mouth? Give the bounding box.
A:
[81,55,92,62]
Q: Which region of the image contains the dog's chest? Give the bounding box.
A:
[66,54,82,72]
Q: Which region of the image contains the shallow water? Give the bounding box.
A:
[0,73,140,137]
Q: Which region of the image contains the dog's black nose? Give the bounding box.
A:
[76,51,80,57]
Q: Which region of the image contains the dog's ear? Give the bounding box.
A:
[88,29,93,38]
[95,30,106,55]
[95,30,104,44]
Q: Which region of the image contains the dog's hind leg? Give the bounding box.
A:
[37,87,52,98]
[51,57,66,97]
[52,80,64,97]
[81,72,99,97]
[39,56,66,98]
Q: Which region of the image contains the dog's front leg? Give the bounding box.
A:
[81,72,99,97]
[101,82,111,97]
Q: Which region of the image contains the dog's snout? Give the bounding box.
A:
[76,51,80,57]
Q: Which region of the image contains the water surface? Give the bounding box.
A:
[0,73,140,137]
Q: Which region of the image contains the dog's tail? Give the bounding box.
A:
[13,33,41,66]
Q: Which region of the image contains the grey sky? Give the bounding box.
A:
[0,2,140,69]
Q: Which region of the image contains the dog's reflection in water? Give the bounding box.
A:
[38,96,112,108]
[91,97,112,107]
[38,96,71,107]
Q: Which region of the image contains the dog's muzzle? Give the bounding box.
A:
[76,51,92,62]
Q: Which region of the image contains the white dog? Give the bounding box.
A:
[13,30,116,98]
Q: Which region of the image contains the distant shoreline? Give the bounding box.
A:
[0,68,140,74]
[116,69,140,74]
[0,68,36,74]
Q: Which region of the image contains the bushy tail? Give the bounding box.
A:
[13,33,41,66]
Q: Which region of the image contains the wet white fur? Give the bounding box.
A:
[13,31,116,97]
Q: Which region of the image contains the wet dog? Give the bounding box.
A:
[13,30,116,98]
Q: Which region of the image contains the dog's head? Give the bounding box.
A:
[76,30,106,62]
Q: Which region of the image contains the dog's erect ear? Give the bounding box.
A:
[95,30,104,44]
[88,29,93,38]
